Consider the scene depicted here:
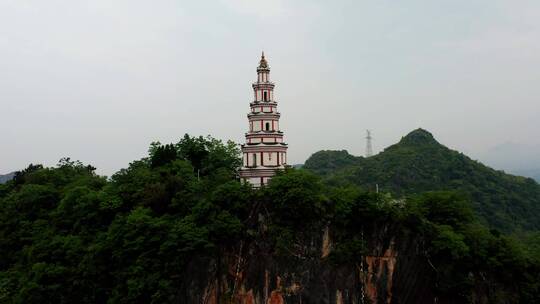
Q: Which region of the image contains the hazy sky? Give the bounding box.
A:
[1,0,539,176]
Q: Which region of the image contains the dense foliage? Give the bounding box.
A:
[1,133,539,303]
[304,129,540,233]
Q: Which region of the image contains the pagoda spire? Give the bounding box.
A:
[258,51,269,70]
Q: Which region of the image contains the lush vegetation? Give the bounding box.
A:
[304,129,540,233]
[1,132,539,303]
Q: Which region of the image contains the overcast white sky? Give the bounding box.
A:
[1,0,539,176]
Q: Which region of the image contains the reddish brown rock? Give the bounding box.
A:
[268,290,284,304]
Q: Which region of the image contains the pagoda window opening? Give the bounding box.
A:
[252,153,257,167]
[263,91,268,101]
[265,122,270,131]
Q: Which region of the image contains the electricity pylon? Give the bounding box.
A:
[366,130,373,157]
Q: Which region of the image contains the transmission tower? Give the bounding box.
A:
[365,130,373,157]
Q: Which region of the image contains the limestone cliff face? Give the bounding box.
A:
[177,222,457,304]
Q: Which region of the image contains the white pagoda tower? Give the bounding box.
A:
[239,53,288,187]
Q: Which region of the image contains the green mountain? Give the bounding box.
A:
[304,129,540,233]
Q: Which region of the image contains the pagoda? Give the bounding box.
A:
[239,53,288,187]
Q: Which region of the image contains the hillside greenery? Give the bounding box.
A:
[0,133,539,302]
[304,129,540,233]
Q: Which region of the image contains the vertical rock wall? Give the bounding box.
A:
[180,223,444,304]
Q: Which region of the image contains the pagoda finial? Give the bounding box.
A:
[258,51,269,69]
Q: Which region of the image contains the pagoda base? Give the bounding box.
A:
[239,167,283,187]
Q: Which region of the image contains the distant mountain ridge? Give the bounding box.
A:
[0,172,15,184]
[513,168,540,183]
[304,128,540,232]
[480,141,540,182]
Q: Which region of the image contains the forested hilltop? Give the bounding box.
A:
[305,129,540,233]
[1,133,540,303]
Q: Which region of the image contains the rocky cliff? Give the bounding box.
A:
[177,221,490,304]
